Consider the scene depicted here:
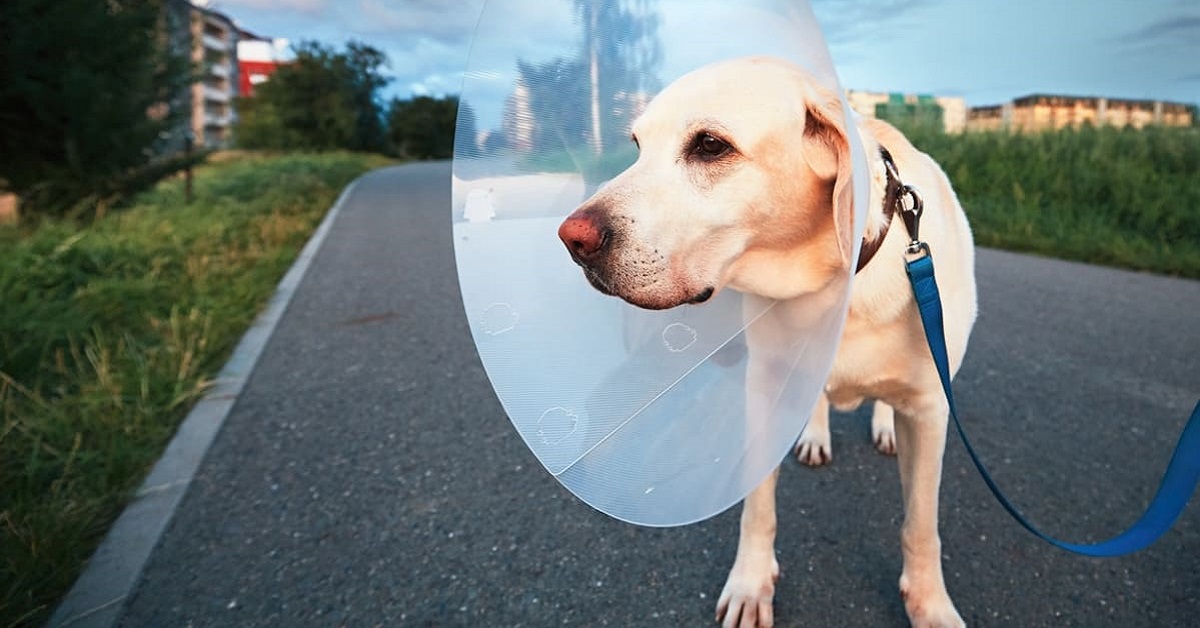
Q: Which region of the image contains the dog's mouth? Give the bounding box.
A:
[688,286,715,304]
[580,265,715,310]
[580,266,618,297]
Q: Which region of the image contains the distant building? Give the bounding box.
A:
[237,32,290,97]
[164,0,239,148]
[498,81,655,155]
[502,80,535,152]
[847,90,967,134]
[967,94,1195,132]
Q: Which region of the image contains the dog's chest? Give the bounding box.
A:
[824,308,922,410]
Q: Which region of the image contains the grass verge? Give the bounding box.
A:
[904,124,1200,278]
[0,151,393,627]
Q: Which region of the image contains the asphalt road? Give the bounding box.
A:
[111,161,1198,626]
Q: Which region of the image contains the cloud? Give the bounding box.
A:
[348,0,483,44]
[810,0,935,45]
[282,0,576,108]
[1113,9,1200,53]
[1100,7,1200,103]
[284,0,574,133]
[1116,13,1200,48]
[215,0,327,13]
[406,72,467,96]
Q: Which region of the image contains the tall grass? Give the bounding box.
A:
[903,124,1200,277]
[0,151,393,627]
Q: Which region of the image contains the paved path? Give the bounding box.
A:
[60,162,1200,626]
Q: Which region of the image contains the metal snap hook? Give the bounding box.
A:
[898,185,925,248]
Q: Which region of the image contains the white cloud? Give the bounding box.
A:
[407,72,464,97]
[348,0,484,43]
[810,0,932,45]
[215,0,328,13]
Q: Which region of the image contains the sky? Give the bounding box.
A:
[207,0,1200,130]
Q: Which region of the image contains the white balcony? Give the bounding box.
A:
[204,113,233,128]
[204,13,230,33]
[202,34,228,52]
[203,85,231,104]
[209,62,230,79]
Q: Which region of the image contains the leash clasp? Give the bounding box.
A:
[905,240,930,261]
[898,185,927,258]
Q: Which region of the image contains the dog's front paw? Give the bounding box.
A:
[900,574,965,628]
[873,423,896,456]
[871,401,897,457]
[716,554,779,628]
[905,595,965,628]
[794,425,831,466]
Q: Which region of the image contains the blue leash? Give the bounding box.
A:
[876,154,1200,557]
[904,242,1200,557]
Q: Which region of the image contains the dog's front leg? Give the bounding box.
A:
[894,397,964,628]
[718,305,793,627]
[716,466,780,628]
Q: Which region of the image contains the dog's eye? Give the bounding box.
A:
[691,133,731,160]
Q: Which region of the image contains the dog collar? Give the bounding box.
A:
[854,147,903,274]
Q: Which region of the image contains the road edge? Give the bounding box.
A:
[46,178,364,628]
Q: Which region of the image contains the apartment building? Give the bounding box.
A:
[501,80,535,152]
[967,94,1195,132]
[164,0,239,149]
[847,90,968,134]
[237,32,290,98]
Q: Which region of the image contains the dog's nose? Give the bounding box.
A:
[558,213,608,260]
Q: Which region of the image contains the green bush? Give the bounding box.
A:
[902,125,1200,277]
[235,41,389,153]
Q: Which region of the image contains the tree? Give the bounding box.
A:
[344,42,390,153]
[453,99,479,157]
[386,95,464,160]
[516,58,590,155]
[0,0,193,220]
[513,0,662,157]
[235,40,390,152]
[574,0,662,153]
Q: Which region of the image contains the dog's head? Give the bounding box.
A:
[558,56,855,310]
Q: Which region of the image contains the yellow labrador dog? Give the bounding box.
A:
[558,56,977,627]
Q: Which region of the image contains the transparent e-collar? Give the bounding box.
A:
[451,0,868,526]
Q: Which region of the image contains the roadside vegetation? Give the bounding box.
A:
[904,124,1200,278]
[0,151,393,627]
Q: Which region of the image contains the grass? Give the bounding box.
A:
[903,124,1200,278]
[0,151,393,627]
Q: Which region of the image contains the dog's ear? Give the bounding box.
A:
[801,86,854,270]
